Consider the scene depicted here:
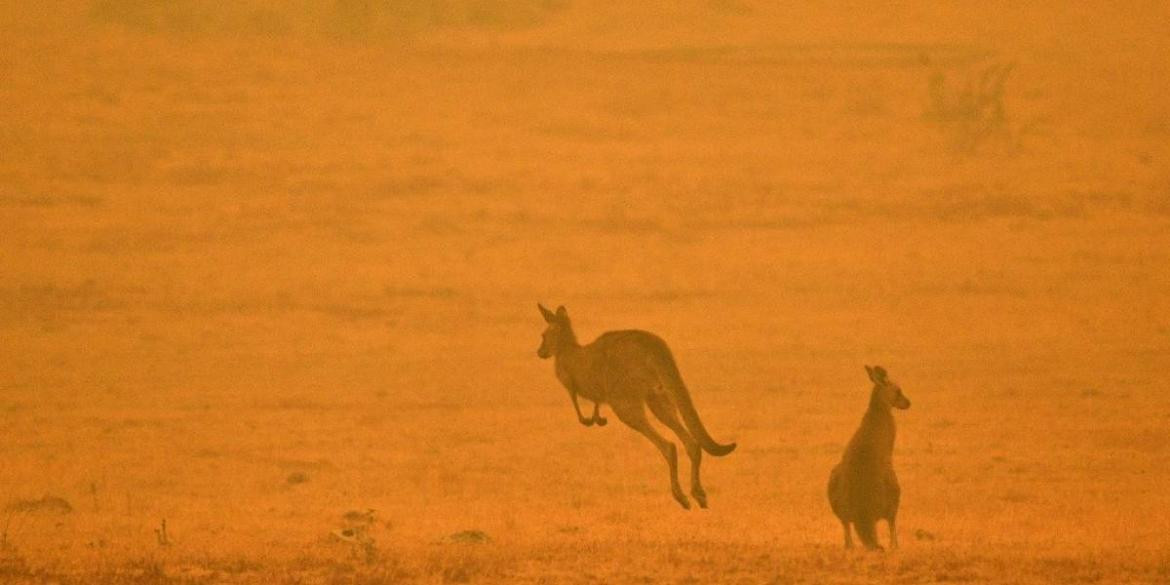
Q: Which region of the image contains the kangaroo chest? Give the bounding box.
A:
[847,415,896,465]
[555,356,610,403]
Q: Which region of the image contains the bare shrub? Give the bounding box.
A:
[925,59,1019,153]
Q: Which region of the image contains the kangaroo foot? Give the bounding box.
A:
[672,490,691,510]
[691,489,708,509]
[593,416,607,426]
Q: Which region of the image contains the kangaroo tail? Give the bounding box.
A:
[854,517,882,551]
[658,353,736,457]
[676,388,736,456]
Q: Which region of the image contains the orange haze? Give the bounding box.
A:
[2,2,1169,583]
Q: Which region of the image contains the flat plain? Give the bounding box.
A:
[1,2,1169,583]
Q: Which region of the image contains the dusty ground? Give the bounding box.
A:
[2,2,1170,583]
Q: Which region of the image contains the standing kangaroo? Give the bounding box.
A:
[828,366,911,550]
[536,304,736,509]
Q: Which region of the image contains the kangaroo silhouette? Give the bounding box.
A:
[828,365,910,550]
[536,304,736,509]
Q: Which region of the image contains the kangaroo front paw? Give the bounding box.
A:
[578,417,594,427]
[594,416,607,427]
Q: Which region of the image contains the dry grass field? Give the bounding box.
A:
[2,2,1170,583]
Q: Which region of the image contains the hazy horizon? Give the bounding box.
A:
[2,2,1168,583]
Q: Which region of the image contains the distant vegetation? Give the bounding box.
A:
[924,58,1035,154]
[89,0,570,37]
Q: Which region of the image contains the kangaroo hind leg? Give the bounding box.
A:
[611,399,690,510]
[646,394,706,508]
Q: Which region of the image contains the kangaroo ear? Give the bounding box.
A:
[866,365,888,384]
[538,303,556,323]
[555,305,568,320]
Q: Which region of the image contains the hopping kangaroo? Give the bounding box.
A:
[536,304,736,509]
[828,366,911,550]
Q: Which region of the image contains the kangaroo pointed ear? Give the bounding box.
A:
[555,305,568,320]
[866,365,888,384]
[538,303,556,323]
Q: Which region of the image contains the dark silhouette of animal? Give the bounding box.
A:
[536,304,736,509]
[828,365,911,550]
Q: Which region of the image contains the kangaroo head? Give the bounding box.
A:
[866,365,910,410]
[536,303,572,359]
